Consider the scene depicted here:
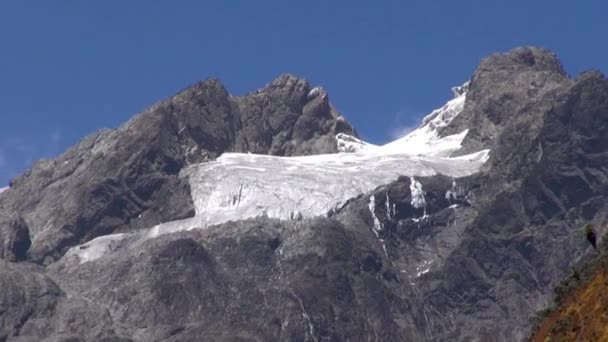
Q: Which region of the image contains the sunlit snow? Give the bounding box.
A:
[409,177,426,209]
[336,82,469,157]
[65,233,127,263]
[0,187,8,194]
[66,81,490,263]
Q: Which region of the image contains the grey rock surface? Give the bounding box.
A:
[0,213,30,262]
[0,260,127,341]
[1,47,608,341]
[442,46,569,156]
[46,218,420,341]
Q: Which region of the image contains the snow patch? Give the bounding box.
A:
[410,177,429,223]
[368,195,382,236]
[336,133,378,153]
[335,81,469,157]
[409,177,426,209]
[445,179,464,202]
[368,195,388,256]
[385,192,395,219]
[368,194,389,257]
[308,86,324,99]
[412,214,429,223]
[415,260,433,277]
[451,81,470,97]
[64,233,126,263]
[0,186,8,194]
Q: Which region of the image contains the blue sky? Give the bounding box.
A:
[1,1,607,185]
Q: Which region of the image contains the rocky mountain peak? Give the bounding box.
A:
[268,73,309,88]
[250,73,332,115]
[184,77,229,95]
[253,73,310,100]
[439,46,570,157]
[0,74,356,264]
[477,46,567,76]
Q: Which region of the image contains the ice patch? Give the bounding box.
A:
[415,260,433,277]
[412,214,429,223]
[308,86,325,99]
[385,192,395,219]
[409,177,426,209]
[368,195,382,236]
[174,150,485,234]
[410,177,429,222]
[445,179,465,202]
[64,233,126,263]
[336,133,378,153]
[368,195,388,256]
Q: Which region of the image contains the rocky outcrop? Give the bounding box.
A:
[44,218,419,341]
[442,46,569,156]
[0,260,126,341]
[0,213,30,261]
[0,74,355,264]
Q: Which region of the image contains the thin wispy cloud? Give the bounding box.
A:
[49,128,64,158]
[0,127,64,185]
[0,149,6,168]
[388,107,424,140]
[50,128,62,146]
[389,124,419,140]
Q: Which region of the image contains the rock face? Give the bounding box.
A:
[1,47,608,341]
[442,47,569,156]
[0,74,355,264]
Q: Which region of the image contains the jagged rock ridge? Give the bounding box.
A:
[0,74,355,264]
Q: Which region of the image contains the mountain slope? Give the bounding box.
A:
[1,47,608,341]
[532,269,608,341]
[530,242,608,341]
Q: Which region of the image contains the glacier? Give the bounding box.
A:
[65,82,490,263]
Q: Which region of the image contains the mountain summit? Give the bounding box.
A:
[1,47,608,341]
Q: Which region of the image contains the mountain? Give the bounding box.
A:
[1,46,608,341]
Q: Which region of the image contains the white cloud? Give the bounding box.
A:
[389,124,419,140]
[0,127,63,184]
[50,128,62,145]
[388,107,423,140]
